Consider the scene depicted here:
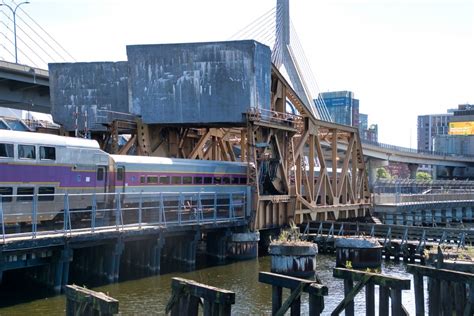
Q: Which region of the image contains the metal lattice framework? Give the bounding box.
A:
[103,0,371,229]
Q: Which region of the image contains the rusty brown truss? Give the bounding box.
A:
[101,65,371,230]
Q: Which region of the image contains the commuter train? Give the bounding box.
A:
[0,130,248,224]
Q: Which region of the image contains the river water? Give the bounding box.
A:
[0,255,419,315]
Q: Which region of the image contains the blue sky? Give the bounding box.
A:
[1,0,472,148]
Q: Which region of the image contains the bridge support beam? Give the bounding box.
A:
[150,235,165,275]
[171,232,199,272]
[367,159,389,188]
[408,163,419,179]
[103,239,124,283]
[206,230,231,263]
[52,247,73,294]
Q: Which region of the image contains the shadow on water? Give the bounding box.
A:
[0,254,420,315]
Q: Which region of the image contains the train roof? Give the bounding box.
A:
[110,155,247,167]
[0,130,100,149]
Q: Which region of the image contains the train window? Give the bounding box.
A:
[204,177,212,184]
[183,176,192,184]
[17,187,34,201]
[159,176,170,185]
[194,177,203,184]
[171,176,182,185]
[116,167,124,181]
[231,177,239,185]
[97,167,105,181]
[223,177,230,184]
[140,176,146,184]
[38,187,55,201]
[147,176,158,184]
[239,177,247,185]
[18,145,36,159]
[0,143,13,158]
[0,187,12,202]
[214,177,222,184]
[40,146,56,160]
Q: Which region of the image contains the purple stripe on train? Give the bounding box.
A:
[0,163,98,188]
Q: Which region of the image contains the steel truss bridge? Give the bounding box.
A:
[0,0,472,231]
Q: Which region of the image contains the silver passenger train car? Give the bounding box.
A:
[0,130,248,224]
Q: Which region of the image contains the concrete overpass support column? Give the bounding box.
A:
[408,164,419,179]
[367,158,389,189]
[446,166,455,179]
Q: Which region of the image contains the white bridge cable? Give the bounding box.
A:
[13,0,76,62]
[289,21,332,121]
[271,5,283,66]
[0,11,45,66]
[15,15,67,62]
[0,34,15,59]
[228,7,276,40]
[229,4,332,121]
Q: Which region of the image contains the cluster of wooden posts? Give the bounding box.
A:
[64,257,474,316]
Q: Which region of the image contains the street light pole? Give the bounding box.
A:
[1,1,30,63]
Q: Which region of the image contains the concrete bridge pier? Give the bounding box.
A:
[408,163,419,179]
[227,232,260,260]
[367,158,389,188]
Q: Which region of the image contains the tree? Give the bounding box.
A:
[376,167,390,179]
[416,171,432,180]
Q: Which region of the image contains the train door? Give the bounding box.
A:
[116,166,125,193]
[96,165,108,193]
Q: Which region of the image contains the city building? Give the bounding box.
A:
[433,104,474,156]
[319,91,359,127]
[318,91,379,142]
[417,113,452,152]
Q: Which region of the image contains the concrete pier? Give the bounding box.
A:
[227,232,260,260]
[268,242,318,278]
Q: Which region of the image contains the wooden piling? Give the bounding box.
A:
[365,282,375,316]
[259,271,328,316]
[166,277,235,316]
[65,284,118,316]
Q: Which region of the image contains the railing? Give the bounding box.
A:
[0,189,250,240]
[247,107,304,131]
[374,192,474,205]
[362,138,474,158]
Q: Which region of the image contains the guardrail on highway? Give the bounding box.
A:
[362,139,474,158]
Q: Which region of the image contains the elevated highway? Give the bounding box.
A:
[0,61,50,114]
[361,139,473,167]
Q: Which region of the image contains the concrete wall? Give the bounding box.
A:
[126,40,271,126]
[49,62,129,132]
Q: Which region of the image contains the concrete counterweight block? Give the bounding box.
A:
[268,242,318,278]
